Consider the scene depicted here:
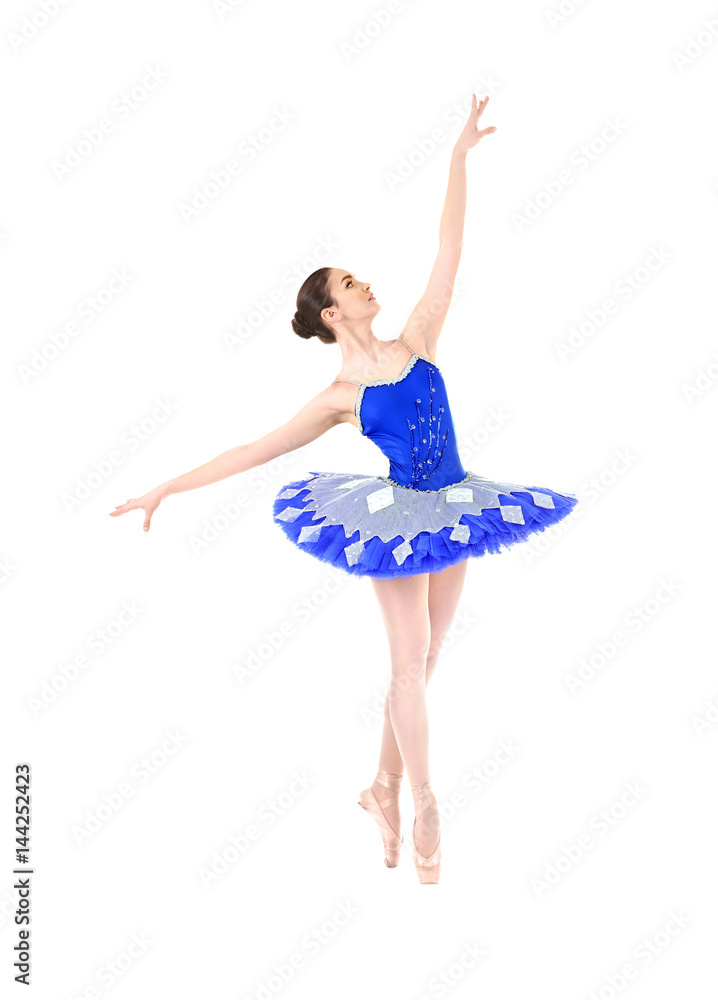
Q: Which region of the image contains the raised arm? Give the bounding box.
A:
[401,94,496,358]
[109,387,342,532]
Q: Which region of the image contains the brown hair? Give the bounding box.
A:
[291,267,336,344]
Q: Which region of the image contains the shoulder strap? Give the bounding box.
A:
[396,337,414,357]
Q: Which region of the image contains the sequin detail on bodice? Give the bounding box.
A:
[334,341,467,491]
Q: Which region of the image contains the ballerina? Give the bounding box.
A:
[110,95,578,884]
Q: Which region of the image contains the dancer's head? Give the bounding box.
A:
[292,267,379,343]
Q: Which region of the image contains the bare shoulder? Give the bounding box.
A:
[323,380,359,428]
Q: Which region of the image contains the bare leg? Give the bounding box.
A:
[370,559,469,857]
[374,559,470,776]
[371,572,432,784]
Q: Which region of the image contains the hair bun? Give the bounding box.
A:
[292,311,314,340]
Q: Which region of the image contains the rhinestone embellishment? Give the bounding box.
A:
[405,366,448,487]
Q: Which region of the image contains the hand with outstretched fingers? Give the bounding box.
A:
[454,93,497,154]
[109,485,168,532]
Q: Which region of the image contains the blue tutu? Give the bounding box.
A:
[273,340,579,579]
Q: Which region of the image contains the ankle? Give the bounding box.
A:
[410,780,431,792]
[410,780,433,802]
[411,782,439,828]
[375,769,403,789]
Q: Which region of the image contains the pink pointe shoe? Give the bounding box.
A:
[357,769,403,867]
[411,781,441,884]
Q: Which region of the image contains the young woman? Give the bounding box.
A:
[110,96,578,884]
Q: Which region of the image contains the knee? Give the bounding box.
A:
[388,653,429,698]
[423,634,446,685]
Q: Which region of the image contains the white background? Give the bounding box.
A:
[2,0,717,997]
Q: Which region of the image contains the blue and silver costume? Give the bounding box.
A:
[273,339,578,578]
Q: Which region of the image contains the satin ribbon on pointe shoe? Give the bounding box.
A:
[410,781,441,884]
[357,769,403,867]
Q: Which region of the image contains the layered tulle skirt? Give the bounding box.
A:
[272,468,579,579]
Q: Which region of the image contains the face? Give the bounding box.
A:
[322,268,380,328]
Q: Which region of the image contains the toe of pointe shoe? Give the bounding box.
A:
[415,864,441,884]
[412,839,441,884]
[416,866,440,884]
[383,836,403,868]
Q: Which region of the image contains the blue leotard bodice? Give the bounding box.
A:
[335,340,467,491]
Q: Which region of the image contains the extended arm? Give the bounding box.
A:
[402,94,496,357]
[439,146,468,247]
[109,387,342,531]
